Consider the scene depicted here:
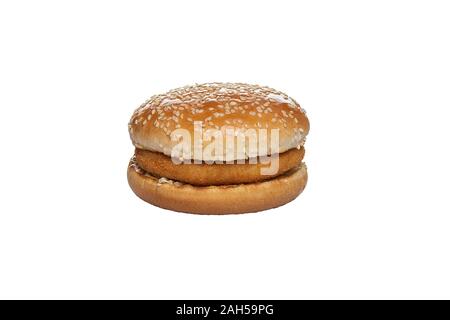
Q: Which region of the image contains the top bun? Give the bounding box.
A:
[128,83,309,161]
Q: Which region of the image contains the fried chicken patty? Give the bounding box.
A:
[134,147,305,186]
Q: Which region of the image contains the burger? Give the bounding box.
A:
[127,83,310,214]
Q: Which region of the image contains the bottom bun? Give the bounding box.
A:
[127,159,308,215]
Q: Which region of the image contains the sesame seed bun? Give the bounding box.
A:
[128,83,309,161]
[127,158,308,215]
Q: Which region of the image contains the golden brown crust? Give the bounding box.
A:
[128,83,309,160]
[127,159,308,215]
[135,147,305,186]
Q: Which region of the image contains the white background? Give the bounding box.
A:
[0,0,449,299]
